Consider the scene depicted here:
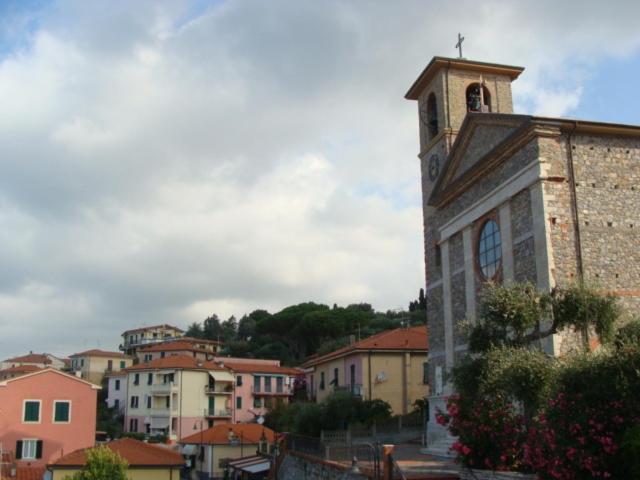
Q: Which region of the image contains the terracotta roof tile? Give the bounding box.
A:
[50,438,184,467]
[70,349,131,359]
[221,361,302,376]
[3,353,52,364]
[126,355,228,372]
[0,365,42,379]
[181,424,275,445]
[302,326,428,367]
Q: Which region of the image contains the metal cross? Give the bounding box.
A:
[455,33,465,58]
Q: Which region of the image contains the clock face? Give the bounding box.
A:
[428,154,440,181]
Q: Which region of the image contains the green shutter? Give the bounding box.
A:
[24,401,40,422]
[54,402,70,422]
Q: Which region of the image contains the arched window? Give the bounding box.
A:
[426,93,438,139]
[477,219,502,279]
[466,83,491,113]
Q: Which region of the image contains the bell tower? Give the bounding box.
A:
[405,57,524,205]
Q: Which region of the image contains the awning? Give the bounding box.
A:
[227,455,271,474]
[209,370,235,382]
[181,444,199,455]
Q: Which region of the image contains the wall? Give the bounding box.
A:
[0,371,97,467]
[106,374,127,411]
[51,467,181,480]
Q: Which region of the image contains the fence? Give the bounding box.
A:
[285,434,381,479]
[321,411,426,445]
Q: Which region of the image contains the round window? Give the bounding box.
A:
[478,219,502,279]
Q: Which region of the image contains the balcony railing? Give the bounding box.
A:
[204,408,232,418]
[205,385,234,395]
[150,382,178,394]
[334,384,364,397]
[251,385,289,396]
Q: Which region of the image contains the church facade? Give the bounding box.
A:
[405,57,640,446]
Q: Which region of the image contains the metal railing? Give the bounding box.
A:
[205,384,233,395]
[203,408,232,417]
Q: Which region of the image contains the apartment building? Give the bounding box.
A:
[136,337,223,363]
[122,355,235,441]
[302,326,429,415]
[0,368,99,467]
[69,349,133,385]
[120,324,185,356]
[105,371,127,413]
[218,359,301,423]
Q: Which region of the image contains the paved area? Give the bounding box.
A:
[393,443,460,479]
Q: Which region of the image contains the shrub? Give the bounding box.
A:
[65,445,128,480]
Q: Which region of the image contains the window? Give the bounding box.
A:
[130,396,139,409]
[145,423,151,434]
[129,418,138,432]
[350,364,356,387]
[236,396,242,409]
[423,362,429,384]
[276,377,284,393]
[264,377,272,393]
[147,373,153,385]
[120,360,126,369]
[53,401,71,423]
[254,375,261,393]
[320,372,325,390]
[16,440,42,460]
[133,373,139,385]
[107,360,113,371]
[236,375,243,386]
[23,400,40,423]
[115,379,120,391]
[80,359,84,367]
[166,396,170,408]
[146,396,151,409]
[333,368,339,386]
[426,92,438,139]
[253,397,262,408]
[160,351,165,358]
[466,83,491,112]
[477,219,502,279]
[114,399,120,410]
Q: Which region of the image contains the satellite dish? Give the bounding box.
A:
[257,416,265,425]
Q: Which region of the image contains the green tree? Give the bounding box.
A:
[65,445,128,480]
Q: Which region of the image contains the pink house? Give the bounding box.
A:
[0,368,99,467]
[218,359,302,423]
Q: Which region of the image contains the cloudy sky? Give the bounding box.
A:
[1,0,639,358]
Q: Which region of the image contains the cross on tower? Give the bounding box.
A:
[455,33,465,59]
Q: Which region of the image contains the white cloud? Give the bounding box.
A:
[0,0,639,357]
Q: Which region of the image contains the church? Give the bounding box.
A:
[405,55,640,448]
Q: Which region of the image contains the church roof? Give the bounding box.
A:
[405,56,524,100]
[428,113,640,208]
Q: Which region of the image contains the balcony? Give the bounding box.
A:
[205,384,233,395]
[251,385,290,396]
[150,407,177,417]
[204,408,232,418]
[334,384,364,397]
[151,383,178,395]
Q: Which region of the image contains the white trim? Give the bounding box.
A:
[439,161,541,242]
[441,240,454,371]
[0,368,101,389]
[22,399,41,424]
[462,226,476,323]
[52,400,72,424]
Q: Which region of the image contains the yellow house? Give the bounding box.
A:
[180,424,275,479]
[47,438,184,480]
[302,326,429,415]
[69,349,133,385]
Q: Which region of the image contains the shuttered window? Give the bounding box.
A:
[54,401,70,422]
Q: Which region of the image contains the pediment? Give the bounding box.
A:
[429,114,530,207]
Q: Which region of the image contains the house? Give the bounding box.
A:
[136,337,223,363]
[0,365,42,381]
[405,55,640,448]
[180,424,275,480]
[1,353,66,371]
[105,370,127,413]
[123,355,235,441]
[217,359,301,423]
[120,324,185,356]
[69,349,133,385]
[302,326,429,415]
[0,368,99,468]
[47,438,184,480]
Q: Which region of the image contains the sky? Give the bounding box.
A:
[1,0,640,358]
